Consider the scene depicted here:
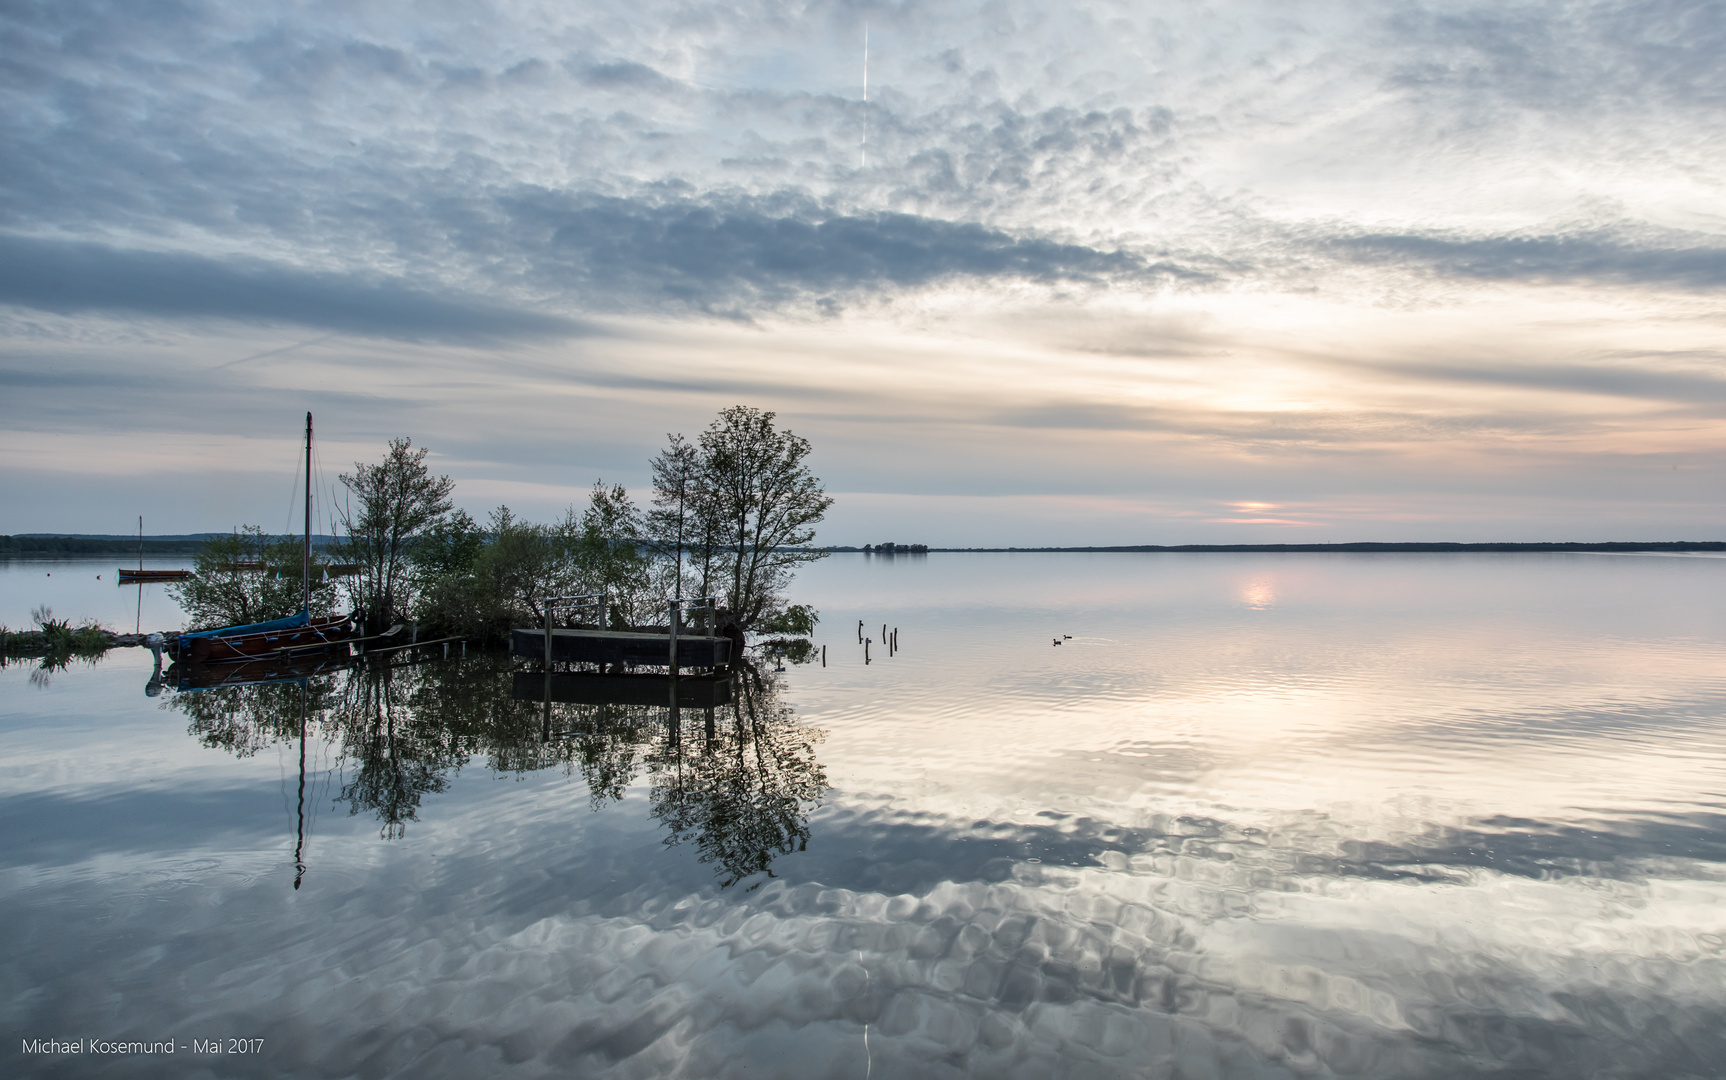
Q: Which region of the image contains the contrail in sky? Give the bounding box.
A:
[213,333,338,371]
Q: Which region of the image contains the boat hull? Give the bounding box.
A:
[118,569,193,582]
[183,616,356,664]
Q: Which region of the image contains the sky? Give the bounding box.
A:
[3,0,1724,545]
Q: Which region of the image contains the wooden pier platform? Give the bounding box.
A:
[509,627,732,669]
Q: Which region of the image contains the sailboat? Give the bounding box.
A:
[118,516,192,582]
[177,413,357,664]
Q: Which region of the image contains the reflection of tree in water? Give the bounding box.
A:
[650,666,827,887]
[333,665,467,838]
[166,652,827,881]
[173,676,334,758]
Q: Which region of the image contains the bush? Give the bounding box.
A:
[168,528,338,630]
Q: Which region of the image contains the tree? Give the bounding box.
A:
[690,406,832,630]
[570,482,655,625]
[647,434,700,599]
[169,527,337,629]
[451,505,565,633]
[337,438,455,626]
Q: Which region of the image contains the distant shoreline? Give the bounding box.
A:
[8,537,1726,558]
[0,535,339,555]
[828,542,1726,554]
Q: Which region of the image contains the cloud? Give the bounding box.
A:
[1329,228,1726,291]
[0,234,591,341]
[500,193,1213,311]
[1338,354,1726,406]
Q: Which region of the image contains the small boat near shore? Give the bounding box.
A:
[119,568,193,582]
[179,611,356,664]
[117,517,195,582]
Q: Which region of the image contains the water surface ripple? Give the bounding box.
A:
[2,553,1723,1078]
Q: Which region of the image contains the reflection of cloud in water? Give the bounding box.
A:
[9,801,1721,1078]
[11,556,1726,1077]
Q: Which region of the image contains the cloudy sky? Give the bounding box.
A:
[3,0,1723,543]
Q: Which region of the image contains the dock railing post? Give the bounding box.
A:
[543,603,553,728]
[668,602,679,676]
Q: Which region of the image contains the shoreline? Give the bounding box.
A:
[829,541,1726,554]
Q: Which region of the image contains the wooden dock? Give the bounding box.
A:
[509,627,731,669]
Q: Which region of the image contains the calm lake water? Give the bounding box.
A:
[2,552,1724,1078]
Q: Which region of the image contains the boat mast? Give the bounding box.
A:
[137,515,143,572]
[303,412,313,616]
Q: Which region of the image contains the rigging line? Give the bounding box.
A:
[311,440,330,544]
[284,437,304,540]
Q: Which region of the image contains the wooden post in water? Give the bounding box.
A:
[668,673,680,748]
[543,603,553,740]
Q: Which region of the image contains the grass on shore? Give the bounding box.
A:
[1,606,118,663]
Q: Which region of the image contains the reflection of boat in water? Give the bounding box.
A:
[171,649,357,692]
[511,670,733,708]
[174,412,358,664]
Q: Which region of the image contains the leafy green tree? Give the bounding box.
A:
[411,508,485,585]
[415,505,557,639]
[571,481,655,626]
[648,434,701,599]
[690,406,832,630]
[169,527,336,629]
[336,438,455,626]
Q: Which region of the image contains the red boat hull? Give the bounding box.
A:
[184,616,356,664]
[119,569,193,582]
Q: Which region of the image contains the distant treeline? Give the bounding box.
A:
[2,535,344,555]
[915,542,1726,553]
[1,535,210,555]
